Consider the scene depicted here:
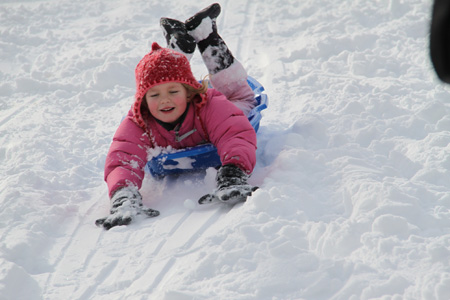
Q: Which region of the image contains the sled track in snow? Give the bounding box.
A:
[41,192,107,299]
[0,95,39,128]
[0,105,24,128]
[143,205,234,293]
[42,198,234,299]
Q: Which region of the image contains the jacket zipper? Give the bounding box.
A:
[174,124,197,142]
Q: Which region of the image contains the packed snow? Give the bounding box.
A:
[1,0,450,299]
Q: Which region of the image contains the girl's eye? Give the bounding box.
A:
[149,94,159,98]
[169,90,178,94]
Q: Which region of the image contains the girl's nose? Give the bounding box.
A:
[160,94,170,103]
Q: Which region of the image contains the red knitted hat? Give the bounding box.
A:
[132,42,205,129]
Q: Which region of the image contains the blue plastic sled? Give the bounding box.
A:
[145,76,268,178]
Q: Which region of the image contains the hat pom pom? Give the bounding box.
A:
[151,42,162,52]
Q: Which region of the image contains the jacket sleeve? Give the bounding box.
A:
[202,90,257,174]
[104,113,150,197]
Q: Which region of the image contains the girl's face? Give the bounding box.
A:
[145,82,192,124]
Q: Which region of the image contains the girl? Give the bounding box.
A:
[96,3,258,230]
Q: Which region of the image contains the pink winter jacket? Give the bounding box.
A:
[104,88,257,197]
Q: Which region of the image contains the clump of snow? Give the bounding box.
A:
[183,198,197,210]
[1,0,450,299]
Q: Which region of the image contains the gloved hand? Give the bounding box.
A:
[95,187,160,230]
[199,164,258,205]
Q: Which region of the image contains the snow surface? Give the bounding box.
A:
[1,0,450,299]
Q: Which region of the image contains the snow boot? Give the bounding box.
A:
[184,3,234,74]
[160,17,196,61]
[185,3,256,115]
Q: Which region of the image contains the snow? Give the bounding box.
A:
[1,0,449,299]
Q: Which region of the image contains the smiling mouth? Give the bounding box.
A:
[161,107,175,112]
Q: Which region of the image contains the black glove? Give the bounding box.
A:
[95,187,160,230]
[199,164,258,205]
